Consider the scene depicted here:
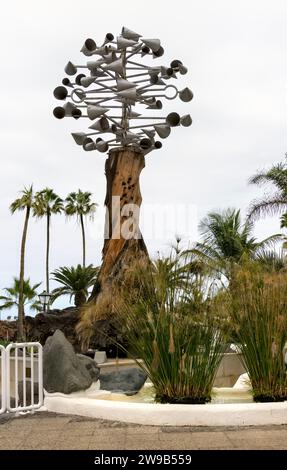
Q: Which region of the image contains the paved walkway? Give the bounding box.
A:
[0,412,287,450]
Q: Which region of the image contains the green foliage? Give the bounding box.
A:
[65,190,97,220]
[51,264,99,307]
[115,252,225,404]
[228,265,287,402]
[248,157,287,221]
[33,187,63,218]
[280,213,287,229]
[255,249,287,273]
[192,208,282,279]
[0,278,41,313]
[65,189,98,267]
[10,185,33,214]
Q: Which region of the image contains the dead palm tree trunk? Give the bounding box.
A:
[18,207,30,340]
[89,147,149,313]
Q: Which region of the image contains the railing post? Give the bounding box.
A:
[0,345,6,414]
[5,342,44,414]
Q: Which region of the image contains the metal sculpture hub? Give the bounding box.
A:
[53,27,193,155]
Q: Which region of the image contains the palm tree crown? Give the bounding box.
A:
[65,190,97,267]
[33,188,63,217]
[33,188,63,294]
[248,158,287,221]
[65,190,97,219]
[194,209,282,276]
[51,264,99,307]
[0,278,41,314]
[10,185,33,214]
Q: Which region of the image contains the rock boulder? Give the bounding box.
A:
[99,367,147,395]
[43,330,100,394]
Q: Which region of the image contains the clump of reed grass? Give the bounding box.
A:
[229,265,287,402]
[115,252,225,404]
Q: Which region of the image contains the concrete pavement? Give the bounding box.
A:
[0,412,287,450]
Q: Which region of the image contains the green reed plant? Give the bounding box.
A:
[229,266,287,402]
[116,253,225,404]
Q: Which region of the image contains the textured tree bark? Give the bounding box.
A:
[46,211,50,295]
[17,206,30,341]
[89,147,149,315]
[80,213,86,268]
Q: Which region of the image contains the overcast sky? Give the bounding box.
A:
[1,0,287,317]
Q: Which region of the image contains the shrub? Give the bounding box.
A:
[116,254,225,404]
[229,266,287,402]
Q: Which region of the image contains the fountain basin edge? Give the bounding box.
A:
[43,395,287,427]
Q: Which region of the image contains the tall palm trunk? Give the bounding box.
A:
[80,213,86,268]
[46,211,50,294]
[18,207,30,341]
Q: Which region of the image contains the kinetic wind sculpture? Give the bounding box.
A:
[53,27,192,154]
[53,27,193,324]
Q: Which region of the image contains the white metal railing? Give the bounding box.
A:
[0,342,43,414]
[0,345,6,414]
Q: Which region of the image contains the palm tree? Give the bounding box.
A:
[33,188,63,294]
[10,185,33,340]
[193,208,282,278]
[248,157,287,221]
[65,190,97,267]
[255,249,287,273]
[0,278,41,317]
[51,264,99,307]
[280,213,287,229]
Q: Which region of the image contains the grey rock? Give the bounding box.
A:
[99,367,147,395]
[76,354,100,382]
[43,330,100,394]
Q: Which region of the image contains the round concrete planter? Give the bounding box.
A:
[43,353,287,427]
[44,393,287,427]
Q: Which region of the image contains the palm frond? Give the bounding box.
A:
[247,194,287,221]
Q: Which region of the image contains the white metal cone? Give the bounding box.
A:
[179,64,188,75]
[180,114,192,127]
[179,87,193,102]
[85,141,96,151]
[117,88,137,100]
[141,129,156,139]
[89,117,109,131]
[63,102,76,116]
[122,27,142,41]
[96,140,109,152]
[71,132,86,145]
[81,77,95,87]
[64,61,77,76]
[117,37,137,49]
[154,124,171,138]
[87,105,109,120]
[125,131,139,142]
[103,58,124,74]
[141,38,161,52]
[117,78,137,91]
[87,59,105,70]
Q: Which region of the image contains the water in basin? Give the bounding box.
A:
[92,383,253,404]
